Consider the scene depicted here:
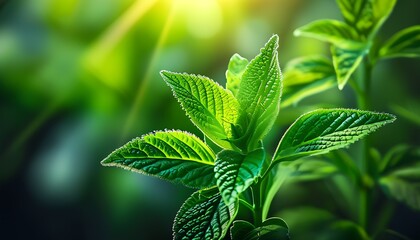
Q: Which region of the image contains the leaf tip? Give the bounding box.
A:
[160,70,171,78]
[385,112,397,123]
[337,82,345,90]
[100,155,113,166]
[268,34,280,48]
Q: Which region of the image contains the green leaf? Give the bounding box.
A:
[279,158,338,181]
[331,46,367,90]
[379,145,418,173]
[173,188,238,240]
[328,220,370,240]
[379,25,420,59]
[236,35,282,150]
[273,109,396,162]
[336,0,396,38]
[215,148,265,205]
[230,218,290,240]
[226,53,249,96]
[101,130,216,189]
[282,56,337,107]
[230,220,255,240]
[380,164,420,210]
[294,19,363,48]
[161,71,241,149]
[283,55,335,86]
[391,101,420,126]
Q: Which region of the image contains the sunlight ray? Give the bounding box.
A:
[122,3,177,139]
[84,0,158,91]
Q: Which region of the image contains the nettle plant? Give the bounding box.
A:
[102,35,396,239]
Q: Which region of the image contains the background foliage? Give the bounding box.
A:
[0,0,419,239]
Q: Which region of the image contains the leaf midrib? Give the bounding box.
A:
[115,155,215,165]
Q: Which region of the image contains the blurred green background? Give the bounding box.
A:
[1,0,419,239]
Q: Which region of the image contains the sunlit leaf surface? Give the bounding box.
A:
[236,35,282,149]
[274,109,396,161]
[101,130,216,189]
[226,53,249,96]
[161,71,240,149]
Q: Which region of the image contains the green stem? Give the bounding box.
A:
[239,198,255,213]
[357,57,373,231]
[252,181,263,226]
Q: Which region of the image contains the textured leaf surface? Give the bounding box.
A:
[161,71,240,149]
[331,46,367,90]
[101,130,216,189]
[226,53,249,96]
[230,218,290,240]
[380,164,420,210]
[215,148,265,205]
[336,0,396,38]
[274,109,396,162]
[282,56,336,107]
[174,188,238,240]
[379,25,420,59]
[236,35,282,149]
[294,19,363,48]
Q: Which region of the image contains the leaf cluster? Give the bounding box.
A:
[284,0,420,107]
[101,33,395,239]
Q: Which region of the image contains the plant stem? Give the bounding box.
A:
[357,57,373,231]
[252,181,263,226]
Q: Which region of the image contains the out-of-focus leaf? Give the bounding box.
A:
[101,130,216,189]
[283,56,335,87]
[331,46,367,90]
[391,102,420,126]
[161,71,241,149]
[380,164,420,210]
[215,148,265,205]
[279,158,337,181]
[294,19,363,48]
[379,25,420,59]
[282,77,336,108]
[226,53,249,96]
[336,0,396,38]
[173,188,238,240]
[327,151,362,184]
[328,220,370,240]
[273,109,396,162]
[282,56,337,107]
[380,145,420,173]
[236,35,282,150]
[230,220,254,240]
[230,218,290,240]
[279,207,369,240]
